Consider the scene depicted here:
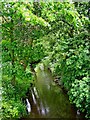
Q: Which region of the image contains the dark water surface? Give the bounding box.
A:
[21,67,86,120]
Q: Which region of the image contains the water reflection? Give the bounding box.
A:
[33,87,39,98]
[26,98,31,113]
[22,66,86,119]
[31,89,37,105]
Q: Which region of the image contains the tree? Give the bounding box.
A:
[1,1,90,119]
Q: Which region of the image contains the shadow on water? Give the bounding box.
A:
[20,65,86,120]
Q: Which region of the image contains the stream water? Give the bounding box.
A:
[21,66,86,120]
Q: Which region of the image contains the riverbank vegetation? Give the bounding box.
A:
[1,1,90,119]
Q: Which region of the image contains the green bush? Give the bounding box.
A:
[2,99,26,119]
[52,27,90,118]
[41,2,90,118]
[1,1,90,119]
[69,77,89,118]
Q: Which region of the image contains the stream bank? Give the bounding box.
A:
[20,65,86,120]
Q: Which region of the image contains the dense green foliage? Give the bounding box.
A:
[1,1,90,119]
[41,2,90,118]
[1,2,48,119]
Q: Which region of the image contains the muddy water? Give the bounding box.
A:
[21,67,86,120]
